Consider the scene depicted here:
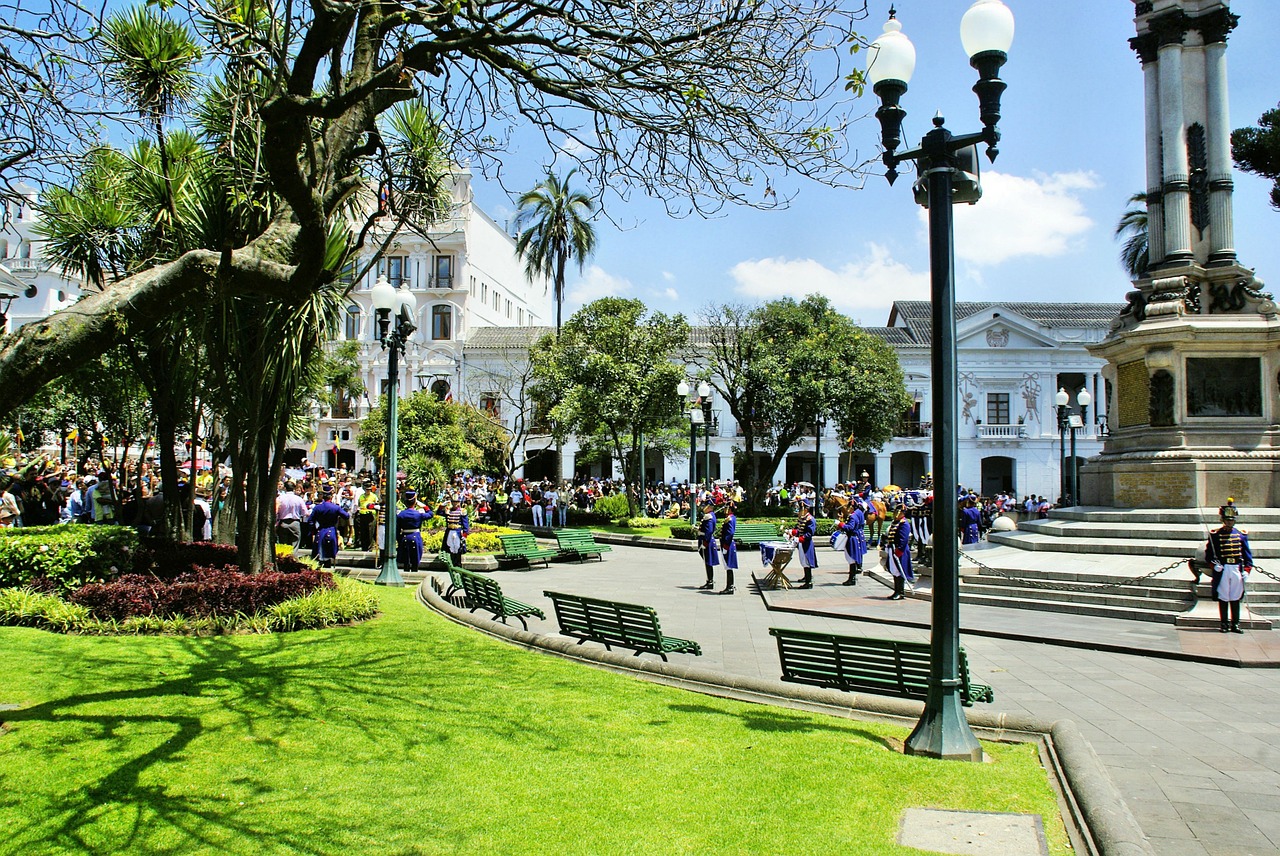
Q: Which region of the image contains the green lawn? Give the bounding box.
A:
[0,587,1070,855]
[588,521,680,538]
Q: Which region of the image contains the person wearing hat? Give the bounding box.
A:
[439,494,470,569]
[959,494,982,545]
[884,504,915,600]
[307,485,349,568]
[396,488,435,572]
[717,502,738,595]
[836,499,868,585]
[354,480,378,551]
[793,499,818,589]
[1205,501,1253,633]
[696,500,720,590]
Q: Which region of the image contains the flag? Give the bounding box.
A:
[309,437,318,453]
[14,428,22,444]
[67,428,79,442]
[379,438,385,458]
[333,436,341,451]
[847,431,855,448]
[330,443,339,457]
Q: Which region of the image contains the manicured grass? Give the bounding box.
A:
[588,522,679,538]
[0,587,1070,855]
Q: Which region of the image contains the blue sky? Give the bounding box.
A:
[470,0,1280,329]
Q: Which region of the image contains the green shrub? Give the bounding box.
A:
[591,493,631,521]
[0,576,379,635]
[619,517,668,529]
[421,524,518,555]
[265,578,380,631]
[670,525,696,540]
[0,526,139,592]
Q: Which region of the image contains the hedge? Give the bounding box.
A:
[0,526,138,592]
[0,576,378,635]
[420,524,517,555]
[69,568,337,621]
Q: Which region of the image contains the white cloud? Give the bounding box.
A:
[566,264,632,304]
[662,270,676,282]
[660,287,679,302]
[728,243,929,324]
[942,170,1099,266]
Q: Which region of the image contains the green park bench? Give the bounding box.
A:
[768,627,994,707]
[554,529,614,562]
[731,522,784,547]
[429,551,465,597]
[455,569,546,630]
[497,532,559,568]
[542,590,702,662]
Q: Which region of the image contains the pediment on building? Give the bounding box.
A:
[956,308,1058,350]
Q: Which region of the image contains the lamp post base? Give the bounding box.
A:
[904,689,983,761]
[374,561,404,587]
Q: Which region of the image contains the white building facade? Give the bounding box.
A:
[0,186,84,332]
[460,300,1124,500]
[302,169,553,471]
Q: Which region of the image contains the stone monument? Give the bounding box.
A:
[1082,0,1280,509]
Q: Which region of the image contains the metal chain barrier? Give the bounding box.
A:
[957,551,1190,593]
[1250,565,1280,584]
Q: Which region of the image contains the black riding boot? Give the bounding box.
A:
[720,568,735,595]
[843,563,859,585]
[1229,600,1244,633]
[798,567,813,589]
[1219,600,1231,632]
[891,574,905,600]
[698,566,715,590]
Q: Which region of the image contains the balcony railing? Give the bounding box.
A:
[896,420,932,438]
[2,258,40,272]
[976,423,1026,439]
[429,275,455,290]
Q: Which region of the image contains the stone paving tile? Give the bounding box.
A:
[410,543,1280,856]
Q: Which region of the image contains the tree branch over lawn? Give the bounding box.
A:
[0,0,872,411]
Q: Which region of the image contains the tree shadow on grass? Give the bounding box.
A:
[0,625,476,854]
[666,702,898,749]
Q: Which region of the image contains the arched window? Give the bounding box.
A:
[344,305,361,340]
[430,379,451,400]
[431,305,452,341]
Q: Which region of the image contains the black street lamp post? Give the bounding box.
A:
[868,0,1014,762]
[677,380,710,525]
[370,275,418,587]
[1056,387,1070,505]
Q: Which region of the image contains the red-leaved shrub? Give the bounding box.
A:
[69,568,336,620]
[132,541,313,579]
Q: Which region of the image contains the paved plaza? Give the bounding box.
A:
[409,542,1280,856]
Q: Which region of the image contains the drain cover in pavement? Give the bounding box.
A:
[898,808,1048,856]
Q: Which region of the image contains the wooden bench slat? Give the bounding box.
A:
[769,627,993,706]
[455,569,546,630]
[544,590,701,661]
[553,529,614,562]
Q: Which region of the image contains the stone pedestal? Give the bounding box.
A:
[1084,264,1280,508]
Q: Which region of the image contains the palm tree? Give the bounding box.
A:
[514,169,598,336]
[101,6,201,224]
[1115,192,1149,280]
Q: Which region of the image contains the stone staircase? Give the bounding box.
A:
[988,507,1280,559]
[911,507,1280,628]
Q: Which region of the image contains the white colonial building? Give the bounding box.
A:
[0,186,84,332]
[299,168,553,470]
[458,300,1125,500]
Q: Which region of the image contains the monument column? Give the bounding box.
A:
[1135,36,1165,267]
[1153,12,1193,267]
[1201,9,1239,266]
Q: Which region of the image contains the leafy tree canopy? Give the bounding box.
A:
[1233,103,1280,211]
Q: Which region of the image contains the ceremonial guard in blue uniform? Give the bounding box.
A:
[697,502,720,590]
[396,489,435,573]
[838,500,868,585]
[307,486,349,567]
[959,494,982,545]
[441,495,471,569]
[884,505,914,600]
[1205,502,1253,633]
[795,499,818,589]
[718,503,738,595]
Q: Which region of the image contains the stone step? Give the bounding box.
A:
[1019,519,1280,542]
[960,576,1195,610]
[986,530,1280,558]
[1051,506,1280,524]
[956,590,1182,624]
